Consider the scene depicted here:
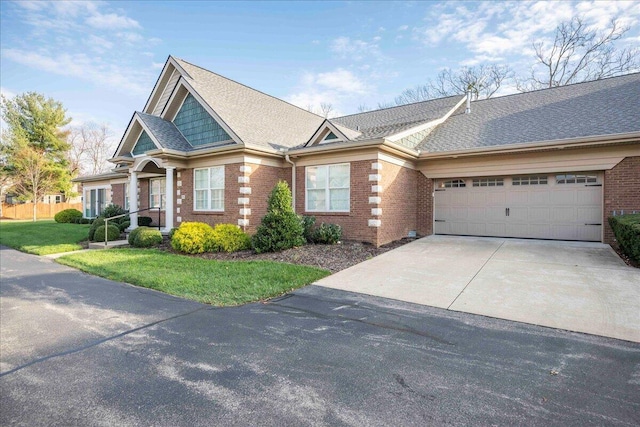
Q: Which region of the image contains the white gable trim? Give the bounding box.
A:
[143,56,193,114]
[385,95,467,143]
[305,120,351,147]
[113,113,162,159]
[162,78,243,145]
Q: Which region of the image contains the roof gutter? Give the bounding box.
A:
[287,138,419,159]
[419,132,640,159]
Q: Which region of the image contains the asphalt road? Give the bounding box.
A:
[1,246,639,426]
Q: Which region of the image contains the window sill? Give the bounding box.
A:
[192,211,225,215]
[304,211,351,216]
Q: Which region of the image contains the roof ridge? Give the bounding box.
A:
[173,57,325,120]
[334,95,462,120]
[469,71,640,105]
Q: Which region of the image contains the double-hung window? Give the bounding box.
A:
[306,163,350,212]
[124,183,130,210]
[150,178,166,209]
[194,166,225,211]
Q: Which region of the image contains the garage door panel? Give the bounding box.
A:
[434,173,602,241]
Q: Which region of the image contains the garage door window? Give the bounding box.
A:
[472,178,504,187]
[440,179,466,188]
[512,175,548,186]
[556,173,597,184]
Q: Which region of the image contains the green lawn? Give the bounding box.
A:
[57,249,330,305]
[0,220,90,255]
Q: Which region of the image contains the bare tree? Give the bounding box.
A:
[519,17,640,91]
[67,123,114,176]
[319,102,334,118]
[387,64,513,107]
[356,104,372,113]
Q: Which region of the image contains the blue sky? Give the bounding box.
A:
[1,0,639,143]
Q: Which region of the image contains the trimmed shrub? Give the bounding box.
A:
[118,221,131,232]
[252,181,305,253]
[133,227,162,248]
[609,214,640,263]
[138,216,153,227]
[88,217,106,241]
[171,222,215,254]
[128,226,145,246]
[168,227,179,241]
[80,218,91,224]
[94,224,121,242]
[301,215,316,243]
[211,224,251,253]
[54,209,82,224]
[101,204,129,224]
[311,223,342,245]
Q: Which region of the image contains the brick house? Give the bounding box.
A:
[74,56,640,247]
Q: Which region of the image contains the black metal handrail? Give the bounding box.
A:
[103,203,163,247]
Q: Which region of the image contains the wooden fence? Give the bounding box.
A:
[1,202,83,220]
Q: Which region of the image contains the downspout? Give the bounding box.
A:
[285,154,296,212]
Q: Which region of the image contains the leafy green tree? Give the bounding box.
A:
[252,181,305,253]
[1,92,72,221]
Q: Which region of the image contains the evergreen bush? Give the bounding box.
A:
[118,221,131,232]
[252,181,304,253]
[609,214,640,263]
[94,224,121,242]
[211,224,251,252]
[54,208,82,223]
[311,223,342,244]
[133,227,163,248]
[128,226,145,245]
[138,216,153,227]
[171,222,215,254]
[101,204,129,223]
[301,215,316,243]
[88,217,106,241]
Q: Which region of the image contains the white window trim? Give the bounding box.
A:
[193,166,225,212]
[305,163,350,213]
[149,177,166,210]
[82,185,111,218]
[124,183,130,211]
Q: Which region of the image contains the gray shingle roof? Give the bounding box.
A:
[331,95,462,140]
[136,112,193,152]
[174,58,325,149]
[419,72,640,153]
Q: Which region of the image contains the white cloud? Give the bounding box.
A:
[397,25,409,31]
[0,86,16,99]
[86,12,140,30]
[3,1,161,96]
[286,69,371,117]
[416,0,640,66]
[330,36,385,62]
[3,49,149,95]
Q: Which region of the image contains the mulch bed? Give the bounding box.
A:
[156,238,418,273]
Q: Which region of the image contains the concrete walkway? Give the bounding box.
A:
[315,235,640,342]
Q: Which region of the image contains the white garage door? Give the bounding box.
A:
[434,173,603,241]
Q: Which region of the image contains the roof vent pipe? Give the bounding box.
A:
[465,89,472,114]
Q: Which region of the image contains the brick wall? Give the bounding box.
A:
[111,183,126,208]
[416,172,433,237]
[245,163,288,234]
[177,164,241,228]
[296,160,377,245]
[378,161,418,245]
[603,156,640,244]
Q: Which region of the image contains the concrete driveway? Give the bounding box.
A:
[315,235,640,343]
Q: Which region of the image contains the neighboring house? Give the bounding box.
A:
[74,56,640,246]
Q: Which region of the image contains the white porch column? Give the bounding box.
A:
[164,167,175,232]
[129,171,138,230]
